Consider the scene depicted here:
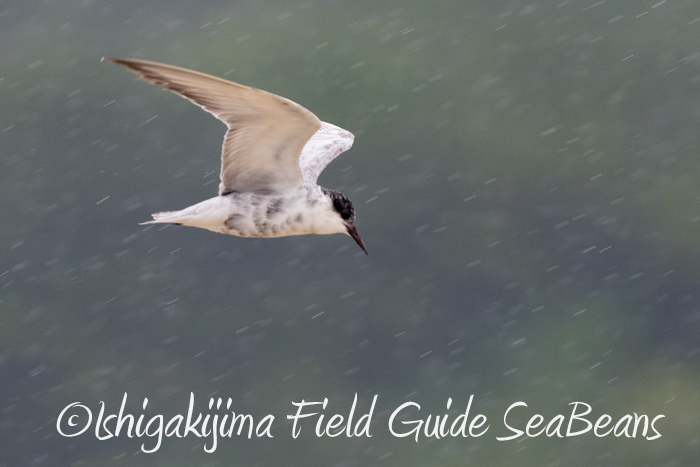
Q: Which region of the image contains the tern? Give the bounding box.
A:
[110,58,367,254]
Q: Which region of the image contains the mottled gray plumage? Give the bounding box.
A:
[111,58,367,254]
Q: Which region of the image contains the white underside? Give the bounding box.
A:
[141,187,347,239]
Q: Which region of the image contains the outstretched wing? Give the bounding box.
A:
[298,122,354,185]
[110,58,321,193]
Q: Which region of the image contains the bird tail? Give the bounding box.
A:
[139,210,188,225]
[138,198,225,230]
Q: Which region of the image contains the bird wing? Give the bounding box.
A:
[110,58,321,193]
[298,122,354,186]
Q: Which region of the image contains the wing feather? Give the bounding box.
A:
[298,122,354,185]
[110,58,321,193]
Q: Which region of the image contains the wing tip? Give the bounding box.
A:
[108,57,129,66]
[108,57,145,72]
[108,57,143,75]
[109,58,164,77]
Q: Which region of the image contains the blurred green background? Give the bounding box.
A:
[2,0,700,465]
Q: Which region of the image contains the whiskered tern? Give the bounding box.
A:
[111,58,367,254]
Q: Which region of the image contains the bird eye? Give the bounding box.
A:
[332,196,352,221]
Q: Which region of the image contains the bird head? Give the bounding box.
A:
[322,188,368,255]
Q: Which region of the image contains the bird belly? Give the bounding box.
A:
[219,192,315,238]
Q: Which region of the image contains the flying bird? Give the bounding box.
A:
[110,58,367,254]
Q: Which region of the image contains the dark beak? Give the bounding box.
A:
[346,224,368,255]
